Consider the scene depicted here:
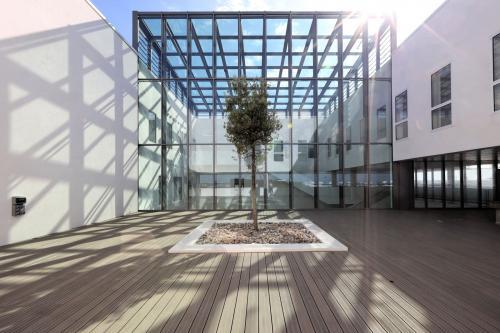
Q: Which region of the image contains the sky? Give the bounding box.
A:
[90,0,446,46]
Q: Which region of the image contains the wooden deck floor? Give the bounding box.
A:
[0,209,499,332]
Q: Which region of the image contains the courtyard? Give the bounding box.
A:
[0,210,499,332]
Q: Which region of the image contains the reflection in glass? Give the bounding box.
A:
[427,157,443,208]
[189,145,214,209]
[164,81,188,144]
[267,144,291,209]
[318,145,340,207]
[139,146,161,210]
[292,144,315,209]
[444,154,461,208]
[370,144,392,208]
[292,80,315,143]
[137,13,393,210]
[317,80,340,143]
[164,145,187,210]
[481,149,495,207]
[190,80,213,143]
[463,151,478,207]
[215,145,240,209]
[414,159,425,208]
[343,80,364,143]
[344,144,365,208]
[369,80,391,143]
[139,81,162,145]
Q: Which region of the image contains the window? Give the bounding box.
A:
[431,65,452,128]
[395,122,408,140]
[495,84,500,111]
[493,34,500,111]
[395,91,407,122]
[494,33,500,81]
[376,106,387,140]
[431,64,451,107]
[394,91,408,139]
[432,103,452,129]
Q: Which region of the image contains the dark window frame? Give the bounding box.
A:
[493,34,500,111]
[431,64,452,129]
[395,122,408,140]
[431,64,451,108]
[432,103,452,129]
[394,90,408,140]
[494,33,500,82]
[395,90,407,122]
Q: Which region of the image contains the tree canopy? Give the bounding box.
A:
[224,78,282,163]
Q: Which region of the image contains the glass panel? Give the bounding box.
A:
[318,144,340,208]
[395,90,407,122]
[432,104,452,129]
[164,145,187,210]
[241,173,265,209]
[267,18,288,36]
[463,151,479,207]
[138,18,161,78]
[395,122,408,140]
[164,18,188,79]
[494,34,500,81]
[431,64,451,107]
[427,156,443,208]
[444,153,461,208]
[164,81,188,145]
[215,81,231,143]
[367,18,392,79]
[267,144,291,209]
[342,18,363,79]
[139,145,161,210]
[481,148,495,207]
[216,18,238,36]
[267,80,290,142]
[190,80,213,143]
[344,144,365,208]
[139,81,162,145]
[242,18,263,36]
[414,159,425,208]
[318,80,340,143]
[317,18,339,81]
[343,80,364,143]
[215,145,240,209]
[369,80,391,142]
[494,83,500,111]
[292,144,315,209]
[189,145,214,209]
[292,80,315,142]
[191,18,213,79]
[370,144,392,208]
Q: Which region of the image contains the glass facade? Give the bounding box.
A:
[413,147,500,208]
[135,12,394,210]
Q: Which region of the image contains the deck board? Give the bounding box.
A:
[0,210,499,332]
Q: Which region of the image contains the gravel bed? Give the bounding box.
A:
[196,222,321,244]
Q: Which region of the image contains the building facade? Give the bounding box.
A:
[392,0,500,209]
[134,12,395,210]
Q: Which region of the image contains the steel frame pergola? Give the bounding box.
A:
[134,11,396,211]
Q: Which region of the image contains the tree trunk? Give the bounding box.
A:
[251,146,258,231]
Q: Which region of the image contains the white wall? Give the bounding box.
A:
[0,0,138,245]
[392,0,500,161]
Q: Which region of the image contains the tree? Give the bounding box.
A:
[224,78,282,230]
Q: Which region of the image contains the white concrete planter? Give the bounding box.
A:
[169,219,348,253]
